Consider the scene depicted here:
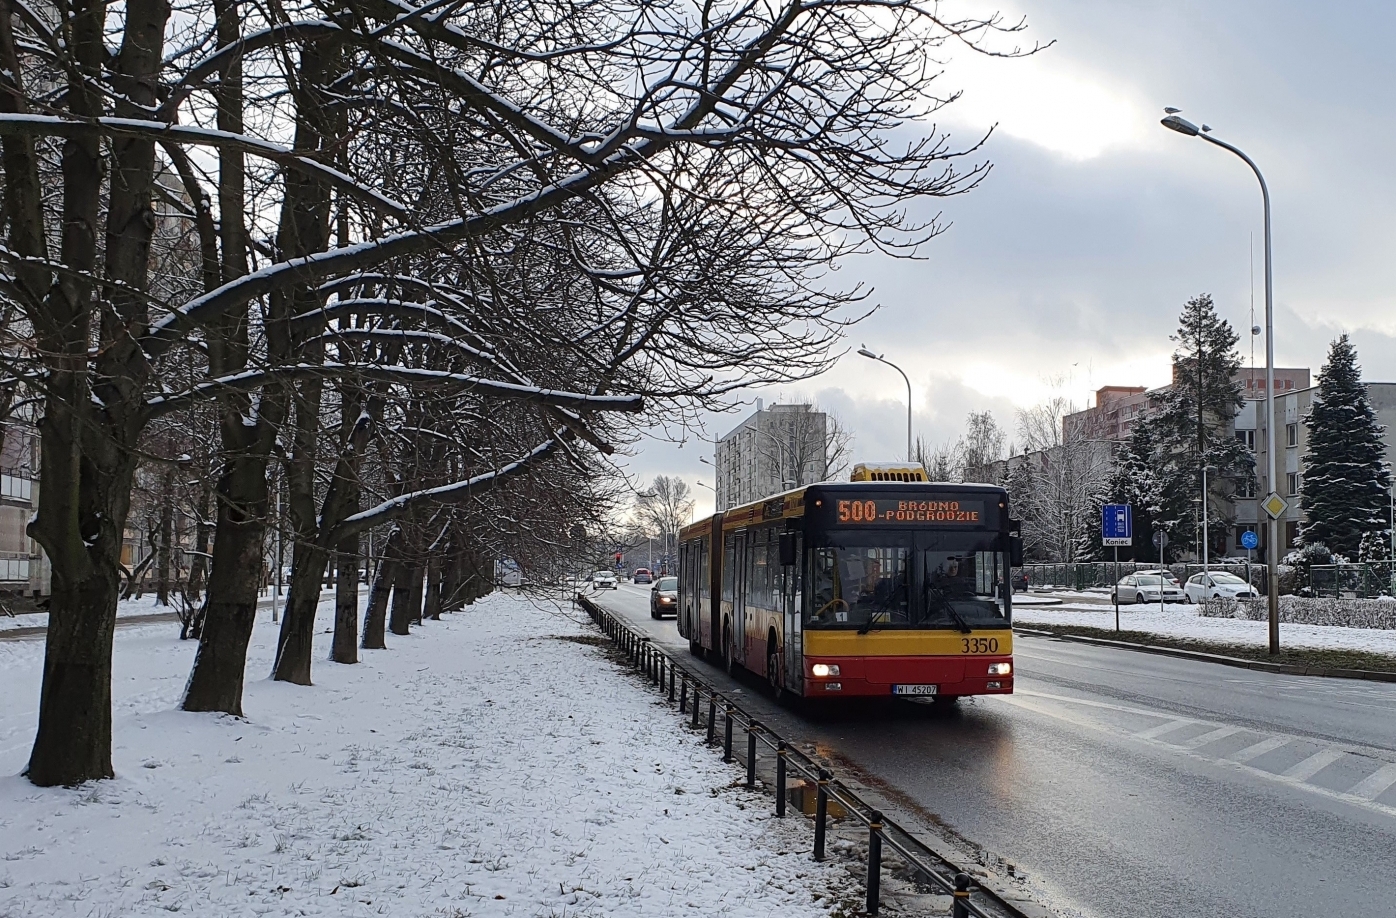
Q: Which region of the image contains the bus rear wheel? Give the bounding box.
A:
[767,647,783,700]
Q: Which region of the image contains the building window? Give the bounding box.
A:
[1286,423,1298,448]
[1287,472,1299,496]
[1237,477,1256,498]
[1285,521,1300,548]
[1236,429,1255,450]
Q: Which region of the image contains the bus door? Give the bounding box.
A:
[678,541,693,639]
[782,533,803,693]
[730,531,747,663]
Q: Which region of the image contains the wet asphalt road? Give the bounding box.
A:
[591,583,1396,918]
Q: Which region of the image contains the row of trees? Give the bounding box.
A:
[3,0,1024,785]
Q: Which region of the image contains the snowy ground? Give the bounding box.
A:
[1015,601,1396,656]
[0,593,211,632]
[0,593,855,917]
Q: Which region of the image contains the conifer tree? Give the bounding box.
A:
[1148,294,1254,555]
[1300,335,1393,558]
[1084,419,1166,561]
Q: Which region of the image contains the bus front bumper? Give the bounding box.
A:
[802,655,1014,698]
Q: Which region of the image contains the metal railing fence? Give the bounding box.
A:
[1023,561,1268,594]
[575,593,1031,918]
[1309,562,1396,599]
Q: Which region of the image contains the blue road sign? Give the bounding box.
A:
[1241,529,1259,550]
[1102,504,1133,546]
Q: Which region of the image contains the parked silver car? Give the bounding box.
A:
[1112,573,1185,604]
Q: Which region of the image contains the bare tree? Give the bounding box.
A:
[753,399,853,487]
[1012,398,1112,561]
[635,476,696,569]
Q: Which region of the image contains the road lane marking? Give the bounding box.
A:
[1134,718,1196,740]
[1282,748,1346,781]
[1176,725,1244,750]
[1227,736,1292,763]
[1346,763,1396,801]
[1003,693,1396,822]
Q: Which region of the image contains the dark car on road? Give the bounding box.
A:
[1011,569,1029,593]
[633,568,653,584]
[649,576,678,619]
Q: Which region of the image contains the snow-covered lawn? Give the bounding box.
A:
[1015,602,1396,656]
[0,593,214,632]
[0,593,854,917]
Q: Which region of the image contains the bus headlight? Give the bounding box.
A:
[987,662,1012,676]
[811,663,841,678]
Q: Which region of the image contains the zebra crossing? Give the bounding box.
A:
[1007,688,1396,819]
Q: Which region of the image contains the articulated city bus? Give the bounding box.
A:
[676,464,1022,700]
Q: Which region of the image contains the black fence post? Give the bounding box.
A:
[707,695,717,744]
[679,675,688,714]
[723,704,734,763]
[746,721,758,787]
[775,742,787,817]
[952,873,971,918]
[691,685,702,728]
[866,810,883,915]
[668,664,675,702]
[813,768,830,860]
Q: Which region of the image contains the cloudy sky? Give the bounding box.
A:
[618,0,1396,519]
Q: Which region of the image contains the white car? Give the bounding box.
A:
[1112,574,1185,604]
[592,571,618,589]
[1184,571,1258,603]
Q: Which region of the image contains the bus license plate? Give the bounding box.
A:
[892,684,937,696]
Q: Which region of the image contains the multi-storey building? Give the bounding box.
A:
[1062,368,1396,557]
[714,401,829,510]
[1241,381,1396,554]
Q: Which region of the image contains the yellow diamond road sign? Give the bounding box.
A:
[1262,491,1288,519]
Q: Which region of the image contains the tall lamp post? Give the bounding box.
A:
[858,346,913,463]
[1160,110,1281,654]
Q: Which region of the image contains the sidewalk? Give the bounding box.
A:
[0,592,856,917]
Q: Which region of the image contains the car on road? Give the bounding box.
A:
[1112,573,1185,605]
[592,570,618,589]
[650,576,678,618]
[633,568,653,584]
[1011,569,1029,593]
[1184,571,1258,603]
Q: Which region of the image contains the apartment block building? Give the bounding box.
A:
[714,401,829,510]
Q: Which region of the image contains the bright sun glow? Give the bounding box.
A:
[942,51,1151,161]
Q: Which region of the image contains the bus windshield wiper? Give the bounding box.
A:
[945,605,973,634]
[923,577,973,634]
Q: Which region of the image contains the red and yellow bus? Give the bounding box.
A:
[676,465,1021,700]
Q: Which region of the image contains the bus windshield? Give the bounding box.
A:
[807,532,1009,630]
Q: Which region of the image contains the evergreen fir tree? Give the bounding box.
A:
[1147,294,1254,556]
[1084,419,1166,562]
[1299,335,1393,558]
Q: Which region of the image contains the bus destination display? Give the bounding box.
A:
[835,498,985,525]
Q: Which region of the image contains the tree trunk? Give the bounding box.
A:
[388,559,418,636]
[407,560,426,625]
[156,466,174,606]
[182,457,267,715]
[188,480,212,601]
[363,557,395,649]
[332,535,359,663]
[362,527,401,649]
[423,556,442,621]
[272,541,328,684]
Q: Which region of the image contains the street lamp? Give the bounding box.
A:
[1160,110,1281,654]
[1201,464,1217,574]
[858,346,913,462]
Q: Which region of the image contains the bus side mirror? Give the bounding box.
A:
[778,532,797,566]
[1009,534,1024,568]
